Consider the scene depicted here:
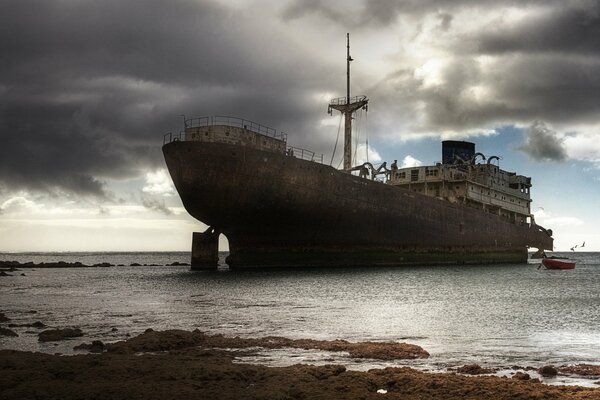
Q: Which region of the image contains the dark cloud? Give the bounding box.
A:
[4,0,600,199]
[476,3,600,55]
[281,0,560,27]
[0,0,334,197]
[518,121,567,161]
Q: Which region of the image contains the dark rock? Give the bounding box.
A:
[309,365,346,380]
[9,321,46,328]
[144,328,154,333]
[111,327,118,332]
[559,364,600,377]
[0,312,9,322]
[74,340,106,353]
[0,260,20,268]
[168,262,190,266]
[38,328,84,342]
[0,327,18,337]
[20,273,26,276]
[455,364,496,375]
[92,262,113,267]
[130,263,141,266]
[513,372,530,380]
[0,271,12,276]
[538,365,558,377]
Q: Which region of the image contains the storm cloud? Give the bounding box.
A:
[2,0,600,202]
[0,0,334,197]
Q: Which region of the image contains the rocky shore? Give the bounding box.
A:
[2,329,600,399]
[0,260,190,269]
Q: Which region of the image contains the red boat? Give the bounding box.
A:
[542,258,575,270]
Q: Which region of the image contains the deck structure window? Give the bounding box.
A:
[411,169,419,182]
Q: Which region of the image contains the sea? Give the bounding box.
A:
[1,251,599,386]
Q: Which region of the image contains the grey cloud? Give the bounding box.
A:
[437,12,454,31]
[281,0,349,25]
[519,121,567,161]
[142,197,172,216]
[4,0,600,201]
[476,3,600,55]
[282,0,560,27]
[364,2,600,137]
[0,0,335,197]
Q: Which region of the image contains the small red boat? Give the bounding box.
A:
[542,257,575,270]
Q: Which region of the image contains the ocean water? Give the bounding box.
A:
[1,251,600,386]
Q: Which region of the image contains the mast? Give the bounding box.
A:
[329,33,369,171]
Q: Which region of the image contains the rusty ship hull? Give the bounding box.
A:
[163,140,553,268]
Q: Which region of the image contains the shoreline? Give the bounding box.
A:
[1,329,600,399]
[0,260,190,269]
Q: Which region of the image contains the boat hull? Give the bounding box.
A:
[542,258,575,270]
[163,141,553,268]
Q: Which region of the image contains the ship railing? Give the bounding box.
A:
[163,131,186,145]
[184,116,288,141]
[329,95,368,106]
[286,146,323,163]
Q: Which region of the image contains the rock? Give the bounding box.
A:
[0,271,12,276]
[111,327,118,332]
[106,329,429,360]
[130,263,142,266]
[0,261,20,268]
[92,263,113,267]
[167,262,190,266]
[538,365,558,377]
[20,273,26,276]
[74,340,106,353]
[0,260,114,269]
[0,327,18,337]
[455,364,496,375]
[512,372,530,380]
[0,312,10,322]
[308,365,346,380]
[9,321,46,328]
[38,328,84,342]
[559,364,600,377]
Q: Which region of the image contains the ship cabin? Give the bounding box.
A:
[388,141,532,226]
[171,116,324,163]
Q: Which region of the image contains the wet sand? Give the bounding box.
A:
[2,329,600,399]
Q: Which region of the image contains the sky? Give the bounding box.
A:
[1,0,600,252]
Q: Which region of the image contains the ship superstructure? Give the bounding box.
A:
[162,34,553,269]
[390,141,534,226]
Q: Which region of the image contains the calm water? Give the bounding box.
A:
[1,251,600,385]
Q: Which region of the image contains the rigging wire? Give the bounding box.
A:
[365,110,369,164]
[353,110,362,166]
[329,114,343,166]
